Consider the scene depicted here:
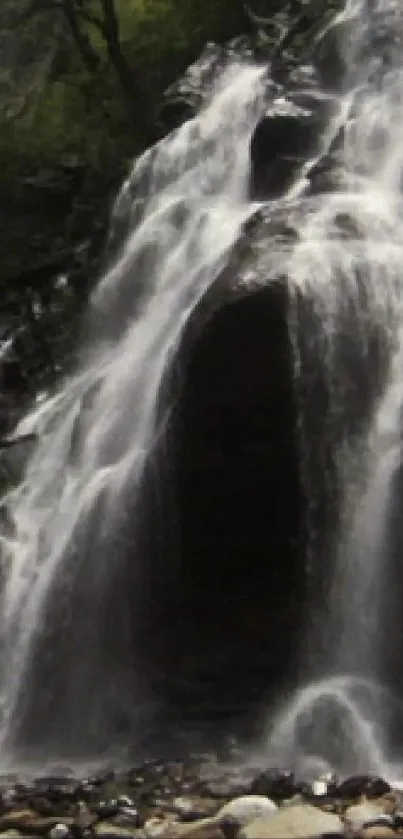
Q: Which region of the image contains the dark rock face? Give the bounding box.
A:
[249,768,297,801]
[143,283,305,727]
[250,93,336,200]
[250,112,316,199]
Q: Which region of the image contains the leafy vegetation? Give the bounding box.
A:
[0,0,340,410]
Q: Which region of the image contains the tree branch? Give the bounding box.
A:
[19,0,64,22]
[75,7,106,35]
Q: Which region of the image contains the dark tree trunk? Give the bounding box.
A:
[100,0,147,120]
[62,0,100,72]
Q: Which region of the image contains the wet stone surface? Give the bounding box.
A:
[0,762,401,838]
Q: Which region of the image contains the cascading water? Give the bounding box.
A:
[2,0,403,779]
[262,0,403,779]
[0,63,268,764]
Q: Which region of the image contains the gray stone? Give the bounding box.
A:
[239,802,343,838]
[170,797,216,822]
[217,795,277,828]
[49,826,70,839]
[94,822,140,839]
[344,800,394,831]
[112,809,140,827]
[143,816,180,837]
[116,798,135,810]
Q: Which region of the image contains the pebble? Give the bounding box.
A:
[0,759,399,839]
[49,825,70,839]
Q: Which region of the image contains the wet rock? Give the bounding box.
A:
[116,799,135,811]
[75,802,97,831]
[169,797,216,822]
[249,92,332,201]
[49,825,71,839]
[94,823,140,839]
[93,773,115,787]
[199,781,244,801]
[362,778,392,800]
[250,113,309,199]
[95,804,119,820]
[0,791,21,813]
[22,816,74,835]
[337,775,391,802]
[33,781,79,804]
[111,809,141,829]
[216,795,277,829]
[29,800,55,818]
[312,18,350,91]
[176,826,224,839]
[393,810,403,827]
[280,794,305,809]
[173,822,224,839]
[143,816,179,837]
[239,802,343,838]
[77,784,98,803]
[363,814,397,828]
[378,793,398,814]
[360,826,398,839]
[344,800,395,831]
[0,811,38,831]
[249,769,296,802]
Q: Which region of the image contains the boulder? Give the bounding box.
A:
[216,795,277,827]
[239,803,342,838]
[249,769,297,801]
[169,797,217,821]
[344,801,396,832]
[337,775,391,802]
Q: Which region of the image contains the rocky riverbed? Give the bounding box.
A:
[0,753,402,839]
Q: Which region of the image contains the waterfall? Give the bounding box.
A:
[262,0,403,779]
[0,63,267,764]
[2,0,403,777]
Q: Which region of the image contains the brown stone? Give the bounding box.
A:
[360,826,398,838]
[173,822,224,839]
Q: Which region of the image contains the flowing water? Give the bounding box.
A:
[262,0,403,779]
[1,0,403,776]
[0,63,268,763]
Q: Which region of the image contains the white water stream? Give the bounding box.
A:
[1,0,403,778]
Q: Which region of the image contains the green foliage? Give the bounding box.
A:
[0,0,340,409]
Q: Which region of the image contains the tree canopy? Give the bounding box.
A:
[0,0,340,409]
